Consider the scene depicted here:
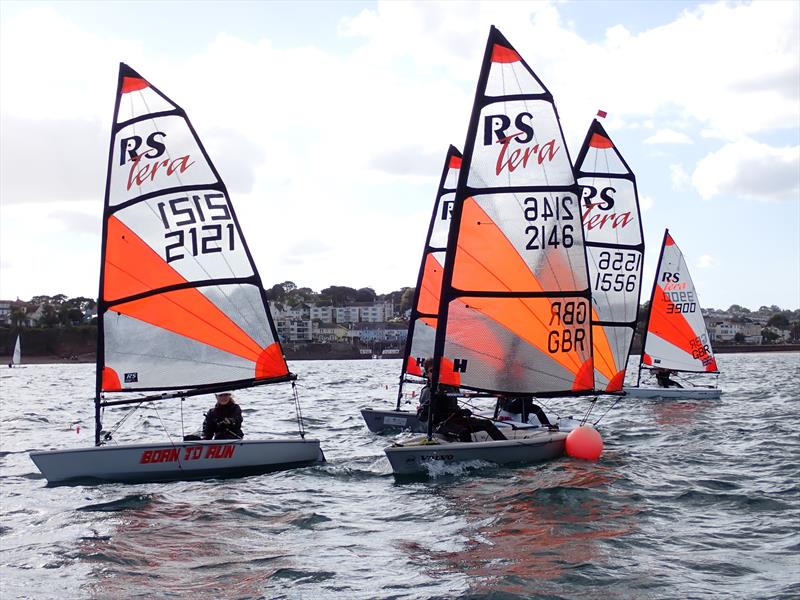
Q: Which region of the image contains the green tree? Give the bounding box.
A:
[766,314,790,329]
[762,328,779,343]
[734,332,745,343]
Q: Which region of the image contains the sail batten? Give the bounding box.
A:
[98,63,288,396]
[431,27,593,397]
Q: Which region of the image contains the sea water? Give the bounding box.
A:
[1,353,798,599]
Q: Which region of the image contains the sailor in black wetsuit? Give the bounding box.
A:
[202,392,244,440]
[655,368,682,389]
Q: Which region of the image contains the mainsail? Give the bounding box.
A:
[12,334,21,366]
[640,229,718,374]
[574,119,645,391]
[98,64,291,408]
[400,145,462,388]
[431,27,593,397]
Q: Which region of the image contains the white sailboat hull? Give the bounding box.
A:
[623,386,721,399]
[384,430,568,475]
[30,438,324,485]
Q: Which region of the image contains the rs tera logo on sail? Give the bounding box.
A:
[119,132,195,191]
[580,186,633,231]
[483,113,559,176]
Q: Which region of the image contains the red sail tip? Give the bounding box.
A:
[102,367,122,391]
[705,358,718,372]
[121,76,149,94]
[438,357,462,387]
[642,353,653,366]
[449,156,462,168]
[255,343,288,379]
[491,44,521,63]
[589,133,613,149]
[572,359,594,391]
[665,234,675,246]
[605,369,626,392]
[405,357,422,377]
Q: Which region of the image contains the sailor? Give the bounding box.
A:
[417,358,505,442]
[202,392,244,440]
[655,368,682,389]
[496,394,555,429]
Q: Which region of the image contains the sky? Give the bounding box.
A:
[0,0,798,311]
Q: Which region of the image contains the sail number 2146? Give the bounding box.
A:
[156,193,236,263]
[523,195,575,250]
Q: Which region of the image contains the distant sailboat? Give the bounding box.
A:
[30,64,324,484]
[10,334,21,367]
[385,26,594,475]
[624,229,721,398]
[361,145,462,433]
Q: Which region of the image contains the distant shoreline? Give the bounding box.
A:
[3,344,799,365]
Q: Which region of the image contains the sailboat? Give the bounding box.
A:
[361,145,462,433]
[30,64,324,484]
[574,117,645,392]
[10,334,21,367]
[385,27,595,475]
[624,229,721,398]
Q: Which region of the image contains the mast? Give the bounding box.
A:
[397,145,461,409]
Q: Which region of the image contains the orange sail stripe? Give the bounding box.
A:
[439,357,462,386]
[605,370,626,392]
[405,356,423,377]
[648,284,702,358]
[121,76,148,94]
[256,343,289,379]
[572,359,594,391]
[452,199,585,374]
[102,366,122,392]
[104,216,188,302]
[589,133,613,149]
[449,155,462,169]
[417,254,444,315]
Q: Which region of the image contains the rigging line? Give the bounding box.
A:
[152,402,183,470]
[134,91,264,336]
[580,396,598,426]
[592,396,621,426]
[104,401,144,442]
[291,380,306,439]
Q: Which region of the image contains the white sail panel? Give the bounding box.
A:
[110,115,217,206]
[468,99,574,189]
[580,179,642,246]
[110,191,254,287]
[12,335,21,366]
[585,246,641,323]
[642,231,717,373]
[575,144,628,175]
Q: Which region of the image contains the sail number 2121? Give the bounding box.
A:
[523,195,575,250]
[156,193,236,263]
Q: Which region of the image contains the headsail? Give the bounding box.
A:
[98,64,290,396]
[574,119,645,391]
[640,230,718,373]
[12,334,21,366]
[432,27,593,397]
[400,146,462,384]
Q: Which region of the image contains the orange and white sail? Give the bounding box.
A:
[640,230,718,373]
[432,27,593,397]
[98,64,290,394]
[401,146,462,381]
[575,119,645,391]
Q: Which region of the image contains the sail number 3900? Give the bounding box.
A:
[523,195,575,250]
[157,193,235,263]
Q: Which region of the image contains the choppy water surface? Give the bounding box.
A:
[1,353,798,599]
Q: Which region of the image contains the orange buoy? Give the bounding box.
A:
[565,425,603,460]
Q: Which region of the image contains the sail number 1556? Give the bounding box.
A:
[523,195,575,250]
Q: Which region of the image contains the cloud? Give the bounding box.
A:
[670,164,691,190]
[697,254,714,269]
[691,138,800,201]
[644,129,693,145]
